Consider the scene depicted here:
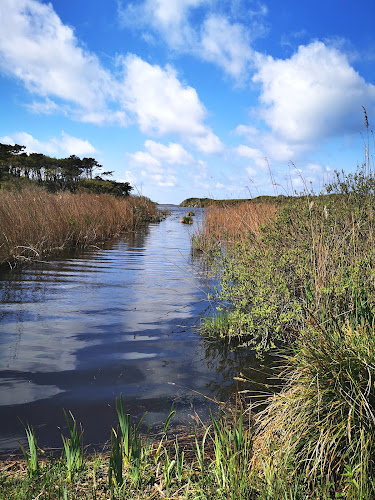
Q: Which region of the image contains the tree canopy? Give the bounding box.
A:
[0,143,133,196]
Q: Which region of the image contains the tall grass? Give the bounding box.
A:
[0,187,158,266]
[197,169,375,352]
[192,200,277,252]
[252,314,375,497]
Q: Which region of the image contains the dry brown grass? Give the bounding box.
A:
[193,201,277,251]
[0,187,158,266]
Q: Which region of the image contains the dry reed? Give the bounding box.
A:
[0,188,157,266]
[193,201,277,251]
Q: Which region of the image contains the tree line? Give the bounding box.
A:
[0,142,133,196]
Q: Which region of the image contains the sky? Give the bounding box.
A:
[0,1,375,203]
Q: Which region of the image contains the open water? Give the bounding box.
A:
[0,206,268,453]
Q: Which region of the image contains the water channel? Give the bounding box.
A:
[0,206,268,453]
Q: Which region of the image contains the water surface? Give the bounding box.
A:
[0,206,268,452]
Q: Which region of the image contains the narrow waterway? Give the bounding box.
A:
[0,206,268,453]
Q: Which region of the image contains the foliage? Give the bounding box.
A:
[17,424,39,478]
[199,173,375,353]
[0,141,133,196]
[61,410,84,482]
[180,215,193,224]
[2,393,375,498]
[180,195,284,208]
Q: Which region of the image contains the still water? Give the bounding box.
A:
[0,206,267,453]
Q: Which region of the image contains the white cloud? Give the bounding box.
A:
[289,162,332,192]
[118,0,258,81]
[144,140,194,164]
[26,97,61,115]
[253,41,375,143]
[235,144,267,169]
[1,132,97,157]
[233,124,259,138]
[0,0,118,124]
[200,14,254,79]
[142,172,177,187]
[119,0,208,48]
[130,151,162,171]
[246,165,257,177]
[126,140,212,189]
[127,140,199,187]
[58,132,97,156]
[120,55,223,153]
[0,0,223,149]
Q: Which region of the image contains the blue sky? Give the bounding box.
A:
[1,0,375,203]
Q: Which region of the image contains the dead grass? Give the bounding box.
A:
[0,187,158,266]
[193,201,277,251]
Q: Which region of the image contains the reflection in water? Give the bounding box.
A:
[0,206,270,452]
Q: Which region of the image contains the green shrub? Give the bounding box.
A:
[205,172,375,352]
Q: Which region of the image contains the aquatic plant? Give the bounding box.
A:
[61,410,84,482]
[18,424,39,478]
[180,215,193,224]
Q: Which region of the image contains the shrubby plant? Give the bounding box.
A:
[201,161,375,353]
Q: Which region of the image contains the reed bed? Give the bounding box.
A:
[192,201,277,252]
[0,187,158,266]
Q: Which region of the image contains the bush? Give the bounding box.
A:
[202,171,375,352]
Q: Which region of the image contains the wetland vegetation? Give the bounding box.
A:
[3,121,375,498]
[191,115,375,498]
[0,141,160,267]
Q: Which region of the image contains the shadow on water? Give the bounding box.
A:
[0,206,273,453]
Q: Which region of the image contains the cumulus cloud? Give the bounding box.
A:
[0,0,222,152]
[144,140,194,164]
[0,0,119,124]
[120,55,223,153]
[200,15,254,79]
[119,0,208,47]
[253,41,375,143]
[118,0,260,81]
[1,131,97,157]
[127,140,199,187]
[235,144,267,169]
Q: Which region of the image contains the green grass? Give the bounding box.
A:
[0,404,258,500]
